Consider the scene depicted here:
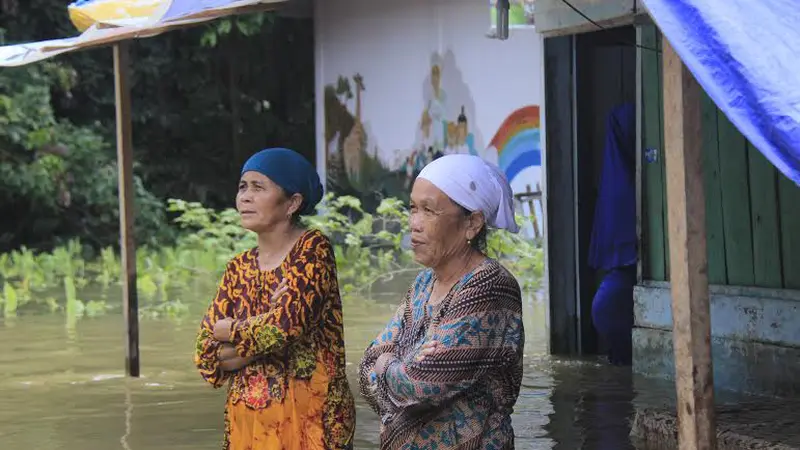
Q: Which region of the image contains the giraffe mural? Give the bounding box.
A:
[342,73,366,182]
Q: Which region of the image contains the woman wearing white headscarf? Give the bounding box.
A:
[359,155,524,449]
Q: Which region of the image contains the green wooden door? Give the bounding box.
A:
[639,24,800,289]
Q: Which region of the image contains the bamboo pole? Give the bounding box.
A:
[114,41,140,377]
[662,37,716,448]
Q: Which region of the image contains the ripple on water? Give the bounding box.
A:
[0,296,664,449]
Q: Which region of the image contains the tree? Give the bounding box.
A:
[0,5,317,252]
[0,63,167,252]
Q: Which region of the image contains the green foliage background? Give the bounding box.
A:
[0,3,314,252]
[0,195,544,323]
[0,4,544,325]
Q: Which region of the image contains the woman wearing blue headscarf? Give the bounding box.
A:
[589,104,637,366]
[193,148,356,449]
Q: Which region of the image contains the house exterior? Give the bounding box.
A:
[535,0,800,398]
[312,0,545,230]
[635,23,800,398]
[309,0,800,397]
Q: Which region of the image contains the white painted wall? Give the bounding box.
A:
[315,0,545,231]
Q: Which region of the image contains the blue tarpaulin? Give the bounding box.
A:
[642,0,800,185]
[162,0,248,22]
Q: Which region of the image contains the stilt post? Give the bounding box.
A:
[662,37,716,449]
[114,41,140,377]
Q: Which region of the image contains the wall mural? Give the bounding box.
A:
[489,105,541,184]
[324,73,406,209]
[401,52,480,189]
[323,51,541,210]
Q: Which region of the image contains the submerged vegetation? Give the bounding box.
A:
[0,194,544,323]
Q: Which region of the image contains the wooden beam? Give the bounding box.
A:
[114,41,140,378]
[635,26,643,283]
[661,38,716,448]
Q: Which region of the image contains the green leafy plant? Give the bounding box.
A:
[0,195,544,322]
[200,12,274,47]
[486,217,545,291]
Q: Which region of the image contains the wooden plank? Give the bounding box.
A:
[114,42,140,378]
[635,26,643,283]
[662,37,716,450]
[544,35,579,355]
[574,33,600,355]
[535,0,637,36]
[640,24,667,281]
[778,173,800,289]
[717,112,755,286]
[657,31,670,281]
[700,94,727,285]
[747,143,783,288]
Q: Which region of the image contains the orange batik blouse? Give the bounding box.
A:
[194,230,355,450]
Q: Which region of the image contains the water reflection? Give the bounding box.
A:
[543,360,637,450]
[121,382,133,450]
[0,293,664,449]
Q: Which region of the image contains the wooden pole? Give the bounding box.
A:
[662,38,716,448]
[114,41,140,378]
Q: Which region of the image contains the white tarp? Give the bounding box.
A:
[0,0,287,67]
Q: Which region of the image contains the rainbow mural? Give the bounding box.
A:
[488,105,541,183]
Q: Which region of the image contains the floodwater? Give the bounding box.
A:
[0,290,678,449]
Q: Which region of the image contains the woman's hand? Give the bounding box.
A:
[213,280,289,342]
[217,341,253,372]
[271,279,289,303]
[214,280,289,346]
[218,343,238,361]
[415,340,441,362]
[220,355,254,372]
[213,318,234,342]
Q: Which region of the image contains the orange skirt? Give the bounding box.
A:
[226,366,330,450]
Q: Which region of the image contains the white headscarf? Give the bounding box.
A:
[417,154,520,233]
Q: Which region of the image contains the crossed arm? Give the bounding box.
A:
[194,241,333,387]
[193,265,243,387]
[217,343,253,372]
[359,283,523,419]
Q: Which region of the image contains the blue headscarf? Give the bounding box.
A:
[588,103,637,271]
[241,148,323,215]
